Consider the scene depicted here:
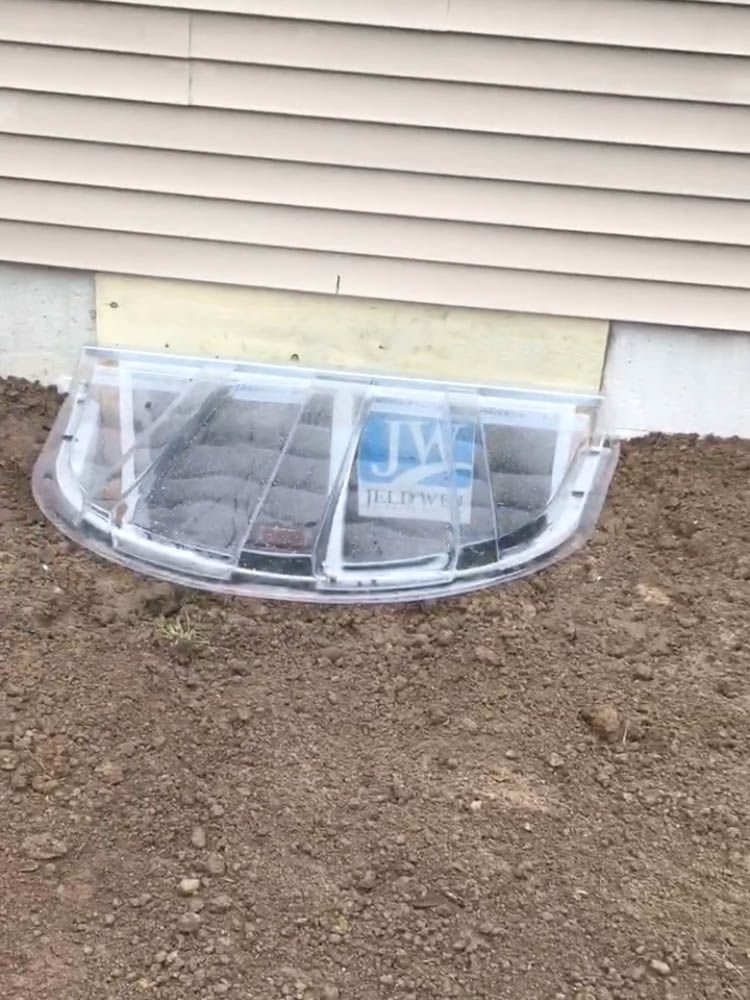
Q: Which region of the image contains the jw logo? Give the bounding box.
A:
[357,412,475,524]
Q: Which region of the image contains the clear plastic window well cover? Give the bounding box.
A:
[33,348,618,603]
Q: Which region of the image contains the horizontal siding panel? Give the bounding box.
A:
[448,0,750,57]
[3,219,749,332]
[2,92,748,201]
[192,16,750,105]
[0,43,189,104]
[190,63,750,154]
[0,0,189,56]
[0,178,747,288]
[88,0,449,32]
[87,0,750,55]
[2,136,748,246]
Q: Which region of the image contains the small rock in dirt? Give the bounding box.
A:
[97,761,124,785]
[31,775,59,793]
[633,663,654,682]
[177,912,202,934]
[22,833,69,860]
[475,645,500,666]
[427,706,448,726]
[357,869,377,892]
[179,877,201,896]
[513,860,533,880]
[0,749,18,771]
[596,764,615,787]
[322,988,340,1000]
[191,826,208,849]
[636,583,671,607]
[647,633,671,658]
[716,678,740,699]
[208,893,233,913]
[627,963,646,982]
[142,582,182,618]
[649,958,672,977]
[11,769,29,791]
[205,852,226,877]
[548,752,565,770]
[581,704,621,743]
[505,749,519,760]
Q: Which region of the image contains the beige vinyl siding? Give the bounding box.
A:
[187,64,750,150]
[3,177,749,289]
[0,0,189,55]
[82,0,750,55]
[2,93,748,201]
[3,138,750,248]
[0,43,189,104]
[190,18,750,104]
[1,0,749,331]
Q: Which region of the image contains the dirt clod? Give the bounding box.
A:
[208,893,233,913]
[475,645,500,666]
[581,703,622,743]
[649,958,672,977]
[177,912,202,934]
[205,852,226,876]
[21,833,69,860]
[191,825,208,849]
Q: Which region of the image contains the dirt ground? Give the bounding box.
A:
[1,376,750,1000]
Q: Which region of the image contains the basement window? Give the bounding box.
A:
[34,348,618,603]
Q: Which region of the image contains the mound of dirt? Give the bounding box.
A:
[1,376,749,1000]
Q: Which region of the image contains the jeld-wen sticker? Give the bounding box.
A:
[357,409,475,524]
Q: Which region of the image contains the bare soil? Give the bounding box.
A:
[1,376,750,1000]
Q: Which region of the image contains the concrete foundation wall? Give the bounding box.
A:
[0,262,95,384]
[602,323,750,439]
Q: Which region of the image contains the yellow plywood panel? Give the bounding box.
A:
[96,274,609,392]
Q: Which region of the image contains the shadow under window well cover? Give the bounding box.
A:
[33,348,619,603]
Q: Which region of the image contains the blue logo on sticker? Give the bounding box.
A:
[358,413,475,523]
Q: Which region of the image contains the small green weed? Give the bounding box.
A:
[156,609,206,657]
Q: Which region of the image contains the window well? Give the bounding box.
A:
[33,348,618,603]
